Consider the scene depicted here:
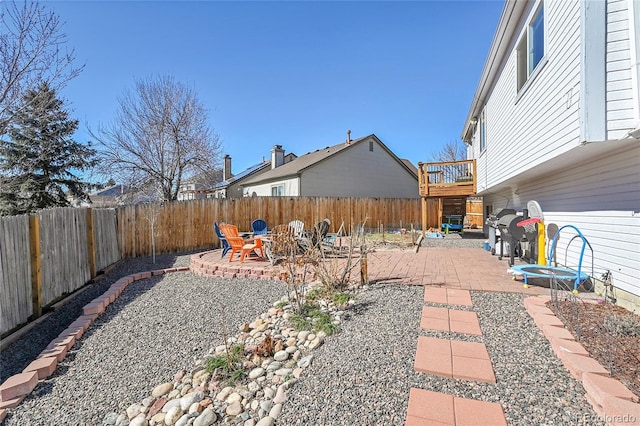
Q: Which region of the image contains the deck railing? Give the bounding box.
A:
[417,159,476,197]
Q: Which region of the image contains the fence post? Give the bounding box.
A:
[360,246,368,285]
[29,215,42,318]
[421,197,427,236]
[86,208,96,277]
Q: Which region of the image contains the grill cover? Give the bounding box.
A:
[497,214,524,241]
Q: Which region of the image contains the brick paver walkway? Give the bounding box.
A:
[191,246,550,295]
[408,287,505,425]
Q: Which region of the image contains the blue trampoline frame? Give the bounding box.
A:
[510,225,593,292]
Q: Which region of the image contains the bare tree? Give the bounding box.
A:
[91,75,222,202]
[0,0,83,135]
[430,139,467,162]
[427,139,471,184]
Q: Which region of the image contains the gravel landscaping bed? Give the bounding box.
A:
[1,241,603,425]
[2,258,287,425]
[0,252,197,384]
[277,288,602,426]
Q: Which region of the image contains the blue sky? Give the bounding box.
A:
[48,0,505,176]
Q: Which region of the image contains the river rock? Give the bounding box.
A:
[175,414,190,426]
[126,403,143,419]
[148,397,167,416]
[226,400,242,416]
[248,367,265,379]
[269,403,282,419]
[297,354,313,368]
[216,386,232,401]
[193,408,217,426]
[273,384,287,404]
[263,387,275,399]
[225,392,240,404]
[309,336,322,349]
[129,416,148,426]
[273,350,288,361]
[162,398,182,413]
[256,416,275,426]
[164,405,184,425]
[152,382,173,398]
[180,391,204,410]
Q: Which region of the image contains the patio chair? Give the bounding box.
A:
[299,218,331,252]
[214,221,230,258]
[288,220,305,237]
[251,218,268,235]
[218,223,264,262]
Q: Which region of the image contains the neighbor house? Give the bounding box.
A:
[210,151,297,198]
[240,133,419,198]
[461,0,640,310]
[177,169,222,201]
[89,184,160,206]
[89,184,127,207]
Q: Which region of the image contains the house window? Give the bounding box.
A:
[369,141,374,152]
[271,185,284,196]
[517,2,545,91]
[479,110,486,152]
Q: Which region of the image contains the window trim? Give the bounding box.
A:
[516,1,546,95]
[271,184,284,196]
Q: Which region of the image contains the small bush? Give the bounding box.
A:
[289,303,339,335]
[290,313,313,331]
[204,343,246,385]
[306,287,324,301]
[333,292,350,307]
[313,311,339,336]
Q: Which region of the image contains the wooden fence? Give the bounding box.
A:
[0,214,31,337]
[0,208,120,336]
[2,197,433,336]
[117,197,429,258]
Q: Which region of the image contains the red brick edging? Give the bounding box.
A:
[0,266,191,421]
[524,296,640,425]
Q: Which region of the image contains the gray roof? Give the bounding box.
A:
[211,160,270,190]
[400,159,418,175]
[242,135,383,185]
[91,184,126,197]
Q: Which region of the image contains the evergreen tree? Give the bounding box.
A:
[0,82,96,215]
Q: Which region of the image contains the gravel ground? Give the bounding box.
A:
[277,287,602,426]
[420,229,486,248]
[1,237,603,425]
[2,254,288,425]
[1,252,198,384]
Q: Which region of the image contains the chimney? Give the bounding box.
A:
[271,145,285,169]
[223,155,232,181]
[346,129,351,145]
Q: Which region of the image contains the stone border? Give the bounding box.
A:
[0,266,190,422]
[524,296,640,425]
[190,250,314,283]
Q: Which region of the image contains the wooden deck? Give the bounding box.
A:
[417,159,476,198]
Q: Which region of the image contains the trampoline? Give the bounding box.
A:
[510,224,593,293]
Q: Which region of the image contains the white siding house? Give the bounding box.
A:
[241,134,418,199]
[462,0,640,311]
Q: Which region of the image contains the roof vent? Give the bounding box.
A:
[346,129,351,145]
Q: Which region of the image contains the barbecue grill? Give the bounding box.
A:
[496,214,524,266]
[485,209,516,255]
